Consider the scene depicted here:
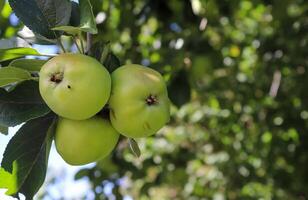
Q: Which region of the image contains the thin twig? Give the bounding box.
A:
[86,33,93,53]
[39,53,58,57]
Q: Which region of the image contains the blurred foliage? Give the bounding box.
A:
[2,0,308,199]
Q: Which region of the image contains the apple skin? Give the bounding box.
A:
[109,64,170,138]
[55,116,119,166]
[39,54,111,120]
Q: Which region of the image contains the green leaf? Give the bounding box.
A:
[52,0,97,35]
[79,0,97,34]
[52,26,81,35]
[0,125,8,135]
[0,114,56,199]
[168,70,191,108]
[0,48,41,62]
[9,59,47,72]
[8,0,72,39]
[128,138,141,157]
[0,80,50,127]
[0,67,32,87]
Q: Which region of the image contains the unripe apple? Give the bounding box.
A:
[39,54,111,120]
[55,116,119,165]
[109,64,170,138]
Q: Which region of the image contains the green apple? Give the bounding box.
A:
[39,54,111,120]
[109,64,170,138]
[55,116,119,166]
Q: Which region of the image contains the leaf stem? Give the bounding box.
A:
[57,38,66,53]
[79,33,85,54]
[72,36,82,54]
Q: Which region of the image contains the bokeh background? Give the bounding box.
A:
[1,0,308,199]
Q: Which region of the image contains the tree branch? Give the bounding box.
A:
[269,70,281,98]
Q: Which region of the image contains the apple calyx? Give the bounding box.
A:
[50,72,63,84]
[146,94,158,106]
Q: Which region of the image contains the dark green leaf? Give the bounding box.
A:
[128,138,141,157]
[8,0,72,39]
[0,67,32,87]
[88,41,104,61]
[0,80,50,127]
[103,53,121,73]
[9,59,47,72]
[0,125,8,135]
[168,70,191,107]
[0,48,40,62]
[74,168,89,180]
[70,1,81,27]
[0,114,56,199]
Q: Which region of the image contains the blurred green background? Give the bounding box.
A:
[1,0,308,199]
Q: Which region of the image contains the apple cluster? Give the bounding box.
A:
[39,54,170,165]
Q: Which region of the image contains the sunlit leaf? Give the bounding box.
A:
[0,48,41,62]
[52,26,81,35]
[0,67,32,87]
